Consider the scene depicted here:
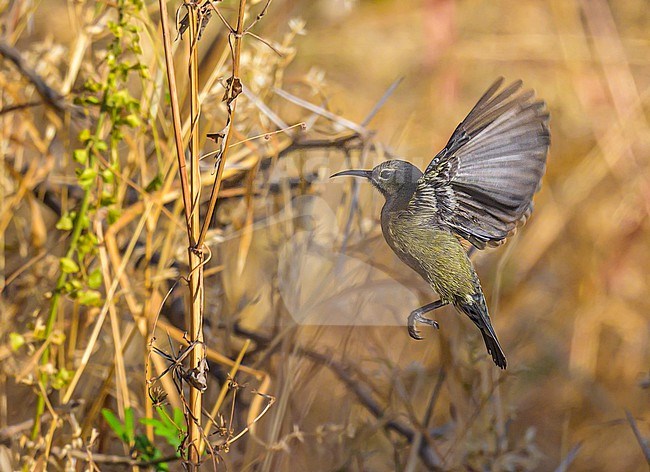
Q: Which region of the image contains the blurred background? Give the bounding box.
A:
[1,0,649,470]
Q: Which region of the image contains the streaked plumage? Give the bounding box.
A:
[332,78,550,368]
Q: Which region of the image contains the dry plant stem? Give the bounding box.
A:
[94,220,134,460]
[144,226,155,441]
[196,0,247,248]
[96,222,131,423]
[187,6,206,468]
[157,0,192,236]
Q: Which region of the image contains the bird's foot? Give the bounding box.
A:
[407,310,440,340]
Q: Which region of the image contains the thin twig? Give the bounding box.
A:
[157,0,193,237]
[554,442,582,472]
[273,87,369,135]
[625,410,650,464]
[361,76,404,127]
[241,82,291,131]
[244,0,274,32]
[196,0,248,248]
[404,369,446,472]
[200,340,251,455]
[0,40,77,117]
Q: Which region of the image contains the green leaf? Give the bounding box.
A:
[77,231,98,256]
[111,90,131,108]
[100,193,116,207]
[94,139,108,152]
[108,207,122,225]
[76,168,97,189]
[173,407,184,427]
[78,129,92,143]
[100,169,115,185]
[124,407,135,443]
[88,269,103,289]
[84,79,101,93]
[77,290,102,306]
[73,149,89,165]
[56,213,74,231]
[102,409,127,442]
[9,332,25,351]
[140,407,185,450]
[64,278,82,294]
[133,434,168,471]
[60,257,80,274]
[51,368,73,390]
[124,114,141,128]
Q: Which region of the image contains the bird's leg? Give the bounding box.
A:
[408,300,448,340]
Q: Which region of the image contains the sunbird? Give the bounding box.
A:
[331,78,550,368]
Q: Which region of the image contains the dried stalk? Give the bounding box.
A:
[157,0,192,236]
[186,5,206,468]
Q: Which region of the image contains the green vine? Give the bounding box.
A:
[30,0,147,440]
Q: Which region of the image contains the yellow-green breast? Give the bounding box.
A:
[385,212,477,303]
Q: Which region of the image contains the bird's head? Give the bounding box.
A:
[331,160,423,200]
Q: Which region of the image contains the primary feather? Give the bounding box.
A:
[410,78,550,249]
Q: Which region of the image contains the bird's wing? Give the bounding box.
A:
[408,78,550,249]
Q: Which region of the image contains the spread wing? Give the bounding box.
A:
[408,78,550,249]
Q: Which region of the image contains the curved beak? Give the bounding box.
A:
[330,169,372,179]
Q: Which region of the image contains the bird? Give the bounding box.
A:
[331,78,550,369]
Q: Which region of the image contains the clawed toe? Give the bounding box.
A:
[408,325,423,340]
[406,301,445,340]
[422,318,439,329]
[408,311,439,340]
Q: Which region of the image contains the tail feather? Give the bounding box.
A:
[480,329,507,369]
[455,293,507,369]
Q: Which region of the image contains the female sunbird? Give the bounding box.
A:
[332,78,550,368]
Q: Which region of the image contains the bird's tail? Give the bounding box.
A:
[455,293,507,369]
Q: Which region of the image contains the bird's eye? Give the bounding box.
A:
[379,169,393,180]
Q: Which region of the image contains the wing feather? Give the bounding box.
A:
[410,78,550,249]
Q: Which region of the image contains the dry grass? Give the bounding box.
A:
[1,0,649,470]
